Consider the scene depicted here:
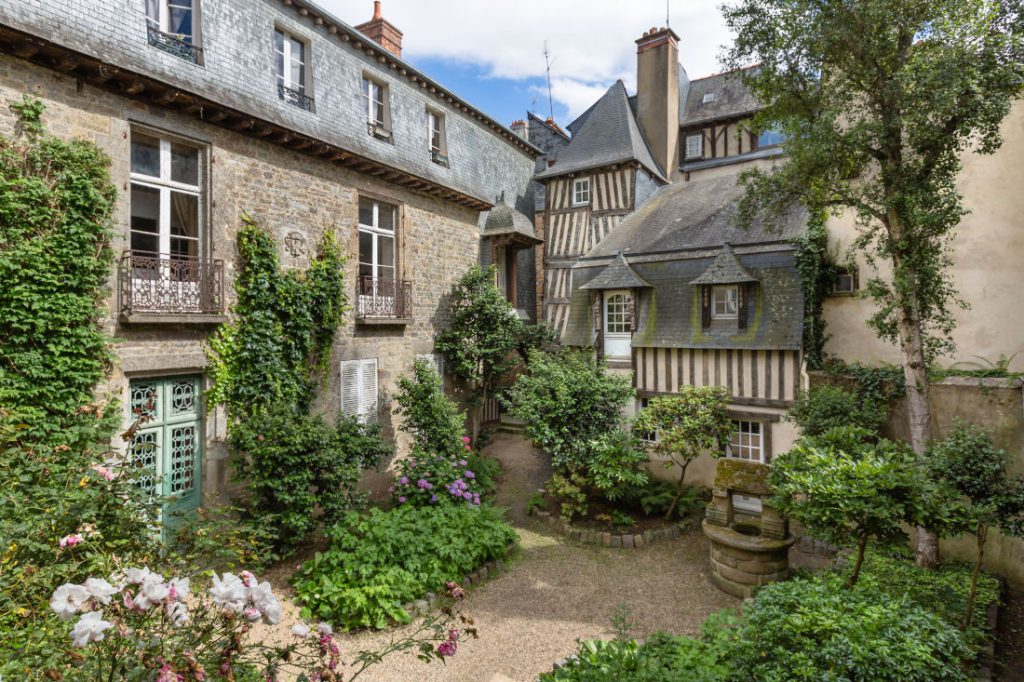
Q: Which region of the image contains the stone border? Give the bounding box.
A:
[532,510,697,549]
[400,541,517,617]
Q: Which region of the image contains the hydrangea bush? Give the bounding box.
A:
[391,441,483,507]
[50,567,470,680]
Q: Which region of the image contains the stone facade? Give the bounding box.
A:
[0,0,537,507]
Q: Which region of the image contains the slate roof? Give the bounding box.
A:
[563,250,804,351]
[536,81,667,181]
[584,172,806,259]
[682,67,761,127]
[690,244,759,285]
[482,194,542,244]
[580,253,652,290]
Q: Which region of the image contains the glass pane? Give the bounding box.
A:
[131,231,159,254]
[131,133,161,177]
[168,6,192,41]
[170,237,198,259]
[274,29,284,52]
[358,262,373,278]
[358,198,374,227]
[378,236,394,268]
[290,38,304,65]
[130,184,160,243]
[378,204,395,232]
[291,60,304,93]
[358,230,373,265]
[378,265,394,282]
[362,78,369,97]
[170,143,199,185]
[169,192,198,239]
[276,51,285,80]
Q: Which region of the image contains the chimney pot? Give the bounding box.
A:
[355,0,403,57]
[373,1,382,20]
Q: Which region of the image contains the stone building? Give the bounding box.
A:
[0,0,540,522]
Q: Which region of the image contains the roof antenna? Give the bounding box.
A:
[666,0,671,27]
[543,41,556,122]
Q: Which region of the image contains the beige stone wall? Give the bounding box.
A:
[823,100,1024,372]
[0,56,482,500]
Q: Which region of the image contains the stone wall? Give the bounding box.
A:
[809,371,1024,584]
[0,53,509,502]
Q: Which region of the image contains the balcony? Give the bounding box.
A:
[147,25,203,65]
[278,83,315,113]
[118,251,226,324]
[431,150,450,168]
[356,276,413,324]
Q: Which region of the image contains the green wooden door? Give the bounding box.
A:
[129,376,202,540]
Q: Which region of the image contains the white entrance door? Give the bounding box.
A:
[603,290,632,359]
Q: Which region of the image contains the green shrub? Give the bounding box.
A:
[391,449,485,507]
[730,576,972,682]
[229,408,388,553]
[507,350,634,469]
[394,358,466,456]
[293,505,517,629]
[636,481,707,519]
[466,449,502,496]
[788,384,888,437]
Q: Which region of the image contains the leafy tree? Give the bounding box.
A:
[722,0,1024,566]
[787,384,887,437]
[633,387,735,519]
[769,432,925,586]
[435,265,522,439]
[927,423,1024,628]
[393,358,466,457]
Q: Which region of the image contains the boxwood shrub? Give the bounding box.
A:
[293,504,517,630]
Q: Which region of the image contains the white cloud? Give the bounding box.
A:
[316,0,735,121]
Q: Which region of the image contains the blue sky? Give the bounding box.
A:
[317,0,735,129]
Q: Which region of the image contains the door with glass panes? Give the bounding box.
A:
[129,376,202,539]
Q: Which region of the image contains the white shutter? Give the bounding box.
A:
[340,360,361,418]
[359,358,378,424]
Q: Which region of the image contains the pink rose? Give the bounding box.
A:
[59,534,84,549]
[462,436,471,444]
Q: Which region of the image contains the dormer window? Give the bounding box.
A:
[702,92,716,104]
[363,76,393,141]
[711,285,739,319]
[572,178,591,206]
[275,29,314,112]
[427,109,448,166]
[145,0,202,64]
[685,134,703,161]
[757,127,786,149]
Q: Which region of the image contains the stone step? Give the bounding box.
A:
[496,414,526,433]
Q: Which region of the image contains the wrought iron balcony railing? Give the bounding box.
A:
[430,150,450,167]
[356,276,413,322]
[147,25,202,64]
[278,83,316,113]
[118,251,225,319]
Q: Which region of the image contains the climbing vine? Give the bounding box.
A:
[791,211,835,371]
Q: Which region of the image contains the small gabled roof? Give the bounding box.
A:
[536,81,667,181]
[580,252,652,290]
[682,66,761,127]
[482,193,542,244]
[689,244,759,285]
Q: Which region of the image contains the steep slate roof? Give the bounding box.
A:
[690,244,759,285]
[536,81,667,181]
[682,67,761,127]
[580,253,652,290]
[584,173,806,259]
[482,194,542,244]
[564,250,804,351]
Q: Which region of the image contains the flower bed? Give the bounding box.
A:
[533,509,696,549]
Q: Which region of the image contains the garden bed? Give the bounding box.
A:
[533,509,698,549]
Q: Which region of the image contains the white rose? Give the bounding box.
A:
[70,612,113,648]
[168,577,190,602]
[291,623,311,638]
[166,601,190,627]
[134,575,170,610]
[317,622,333,636]
[209,573,246,613]
[50,584,90,621]
[260,597,282,625]
[83,578,118,605]
[123,567,152,585]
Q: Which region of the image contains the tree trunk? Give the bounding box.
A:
[962,524,988,630]
[847,533,869,588]
[664,460,690,520]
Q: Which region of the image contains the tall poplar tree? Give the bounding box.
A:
[720,0,1023,566]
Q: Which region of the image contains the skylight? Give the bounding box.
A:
[703,92,716,104]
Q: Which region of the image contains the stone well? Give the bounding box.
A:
[703,459,796,598]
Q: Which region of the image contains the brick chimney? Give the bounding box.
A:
[510,120,528,140]
[635,27,680,179]
[355,1,403,58]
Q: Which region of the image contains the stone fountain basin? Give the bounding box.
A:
[703,519,796,598]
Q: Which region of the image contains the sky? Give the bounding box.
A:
[316,0,736,129]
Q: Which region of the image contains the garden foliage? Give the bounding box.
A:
[294,505,517,630]
[394,358,467,457]
[787,384,888,437]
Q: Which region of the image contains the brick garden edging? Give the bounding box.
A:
[532,510,698,549]
[399,541,518,617]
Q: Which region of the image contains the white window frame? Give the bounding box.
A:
[146,0,198,43]
[572,177,591,207]
[685,134,703,160]
[340,358,378,424]
[358,198,397,283]
[711,285,739,320]
[428,111,443,154]
[129,130,203,259]
[275,28,308,96]
[702,92,716,104]
[636,398,659,444]
[363,76,391,133]
[726,420,764,463]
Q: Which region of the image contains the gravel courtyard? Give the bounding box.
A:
[255,431,738,682]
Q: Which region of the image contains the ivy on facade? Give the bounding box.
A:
[792,211,835,371]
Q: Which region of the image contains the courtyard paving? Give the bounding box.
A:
[256,431,738,681]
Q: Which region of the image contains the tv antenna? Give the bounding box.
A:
[666,0,671,27]
[543,41,556,121]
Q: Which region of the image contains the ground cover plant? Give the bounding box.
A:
[294,504,517,630]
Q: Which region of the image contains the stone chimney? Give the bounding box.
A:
[635,27,680,179]
[355,1,403,58]
[510,120,528,140]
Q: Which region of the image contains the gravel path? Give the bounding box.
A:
[253,431,738,682]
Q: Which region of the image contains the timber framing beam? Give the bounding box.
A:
[0,24,492,211]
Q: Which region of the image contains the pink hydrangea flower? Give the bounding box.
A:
[91,464,115,481]
[462,436,471,444]
[59,534,84,549]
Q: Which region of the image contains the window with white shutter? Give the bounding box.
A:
[340,358,378,423]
